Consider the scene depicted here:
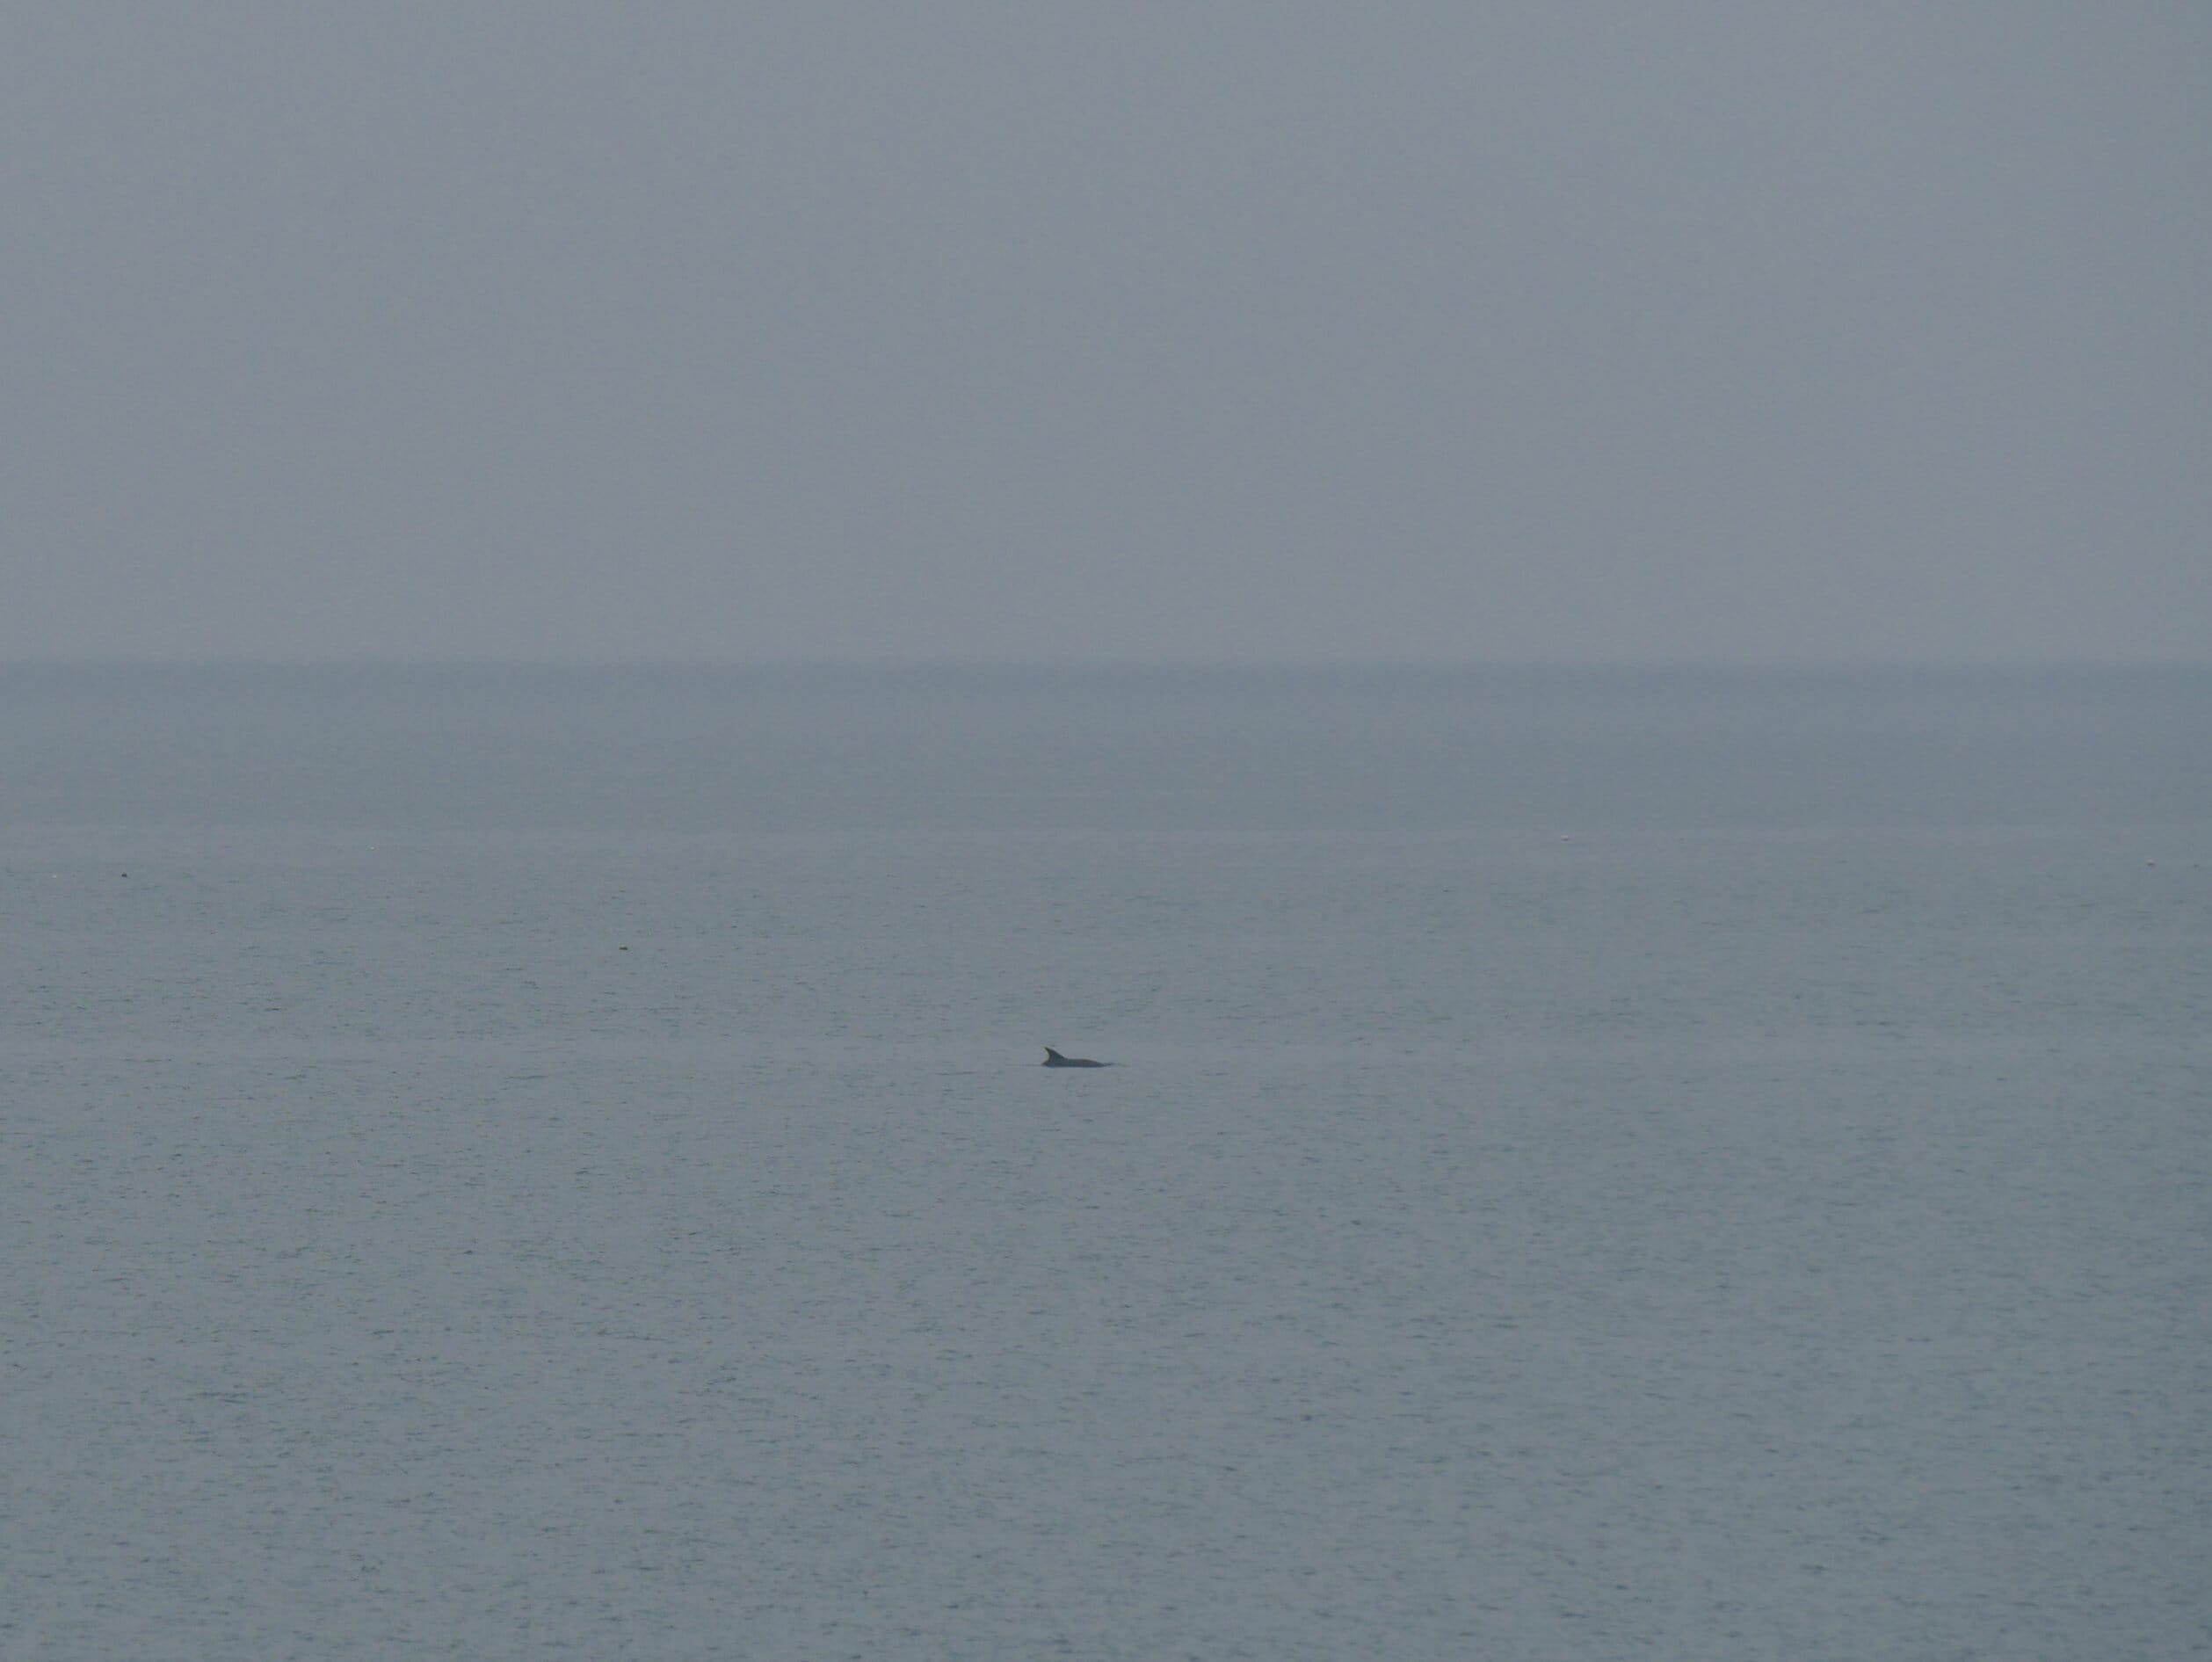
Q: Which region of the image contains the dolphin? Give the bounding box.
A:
[1042,1047,1107,1068]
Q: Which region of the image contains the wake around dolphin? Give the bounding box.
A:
[1042,1047,1107,1068]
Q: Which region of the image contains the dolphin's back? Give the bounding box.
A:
[1043,1047,1106,1067]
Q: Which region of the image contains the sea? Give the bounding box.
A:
[2,664,2206,1660]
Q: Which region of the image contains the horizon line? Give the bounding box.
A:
[4,652,2210,675]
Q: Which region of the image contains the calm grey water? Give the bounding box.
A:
[4,667,2208,1660]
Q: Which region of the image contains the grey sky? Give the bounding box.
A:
[4,3,2206,664]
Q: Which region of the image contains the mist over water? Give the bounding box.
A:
[4,668,2207,1658]
[7,664,2208,832]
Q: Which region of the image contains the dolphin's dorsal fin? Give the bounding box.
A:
[1044,1048,1065,1062]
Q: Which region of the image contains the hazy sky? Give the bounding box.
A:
[5,3,2207,664]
